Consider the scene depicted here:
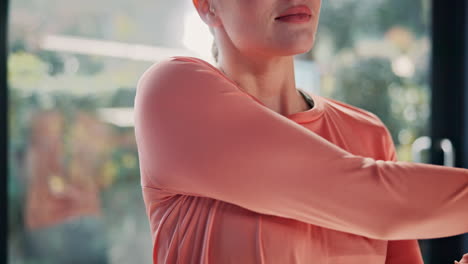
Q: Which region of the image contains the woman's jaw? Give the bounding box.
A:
[206,0,321,59]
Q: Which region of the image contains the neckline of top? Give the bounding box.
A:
[170,56,326,124]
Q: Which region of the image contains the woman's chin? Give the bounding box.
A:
[241,42,314,58]
[274,45,314,57]
[275,39,315,56]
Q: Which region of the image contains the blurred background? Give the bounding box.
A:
[3,0,467,263]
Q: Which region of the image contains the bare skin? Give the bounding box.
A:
[455,253,468,263]
[194,0,321,117]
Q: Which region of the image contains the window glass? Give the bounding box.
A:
[313,0,431,162]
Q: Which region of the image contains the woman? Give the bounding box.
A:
[133,0,468,263]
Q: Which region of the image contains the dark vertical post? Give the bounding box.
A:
[461,0,468,255]
[0,0,9,263]
[464,0,468,173]
[425,0,468,263]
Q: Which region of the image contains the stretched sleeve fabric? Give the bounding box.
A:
[385,240,423,264]
[382,130,424,264]
[133,56,468,241]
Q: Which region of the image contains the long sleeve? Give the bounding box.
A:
[382,127,424,264]
[133,57,468,241]
[385,240,424,264]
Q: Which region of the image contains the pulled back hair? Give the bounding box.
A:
[212,40,219,63]
[209,26,219,63]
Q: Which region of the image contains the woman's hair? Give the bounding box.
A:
[209,26,219,63]
[212,40,219,63]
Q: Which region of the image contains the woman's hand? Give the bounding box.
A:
[455,253,468,263]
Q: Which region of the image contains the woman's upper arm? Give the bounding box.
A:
[134,57,468,241]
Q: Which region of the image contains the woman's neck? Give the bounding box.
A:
[217,54,311,116]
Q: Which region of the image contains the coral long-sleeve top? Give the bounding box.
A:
[133,56,468,264]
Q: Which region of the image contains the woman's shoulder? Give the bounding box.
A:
[318,95,395,159]
[136,56,224,95]
[320,95,388,130]
[138,56,212,83]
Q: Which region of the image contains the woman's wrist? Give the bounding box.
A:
[455,253,468,263]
